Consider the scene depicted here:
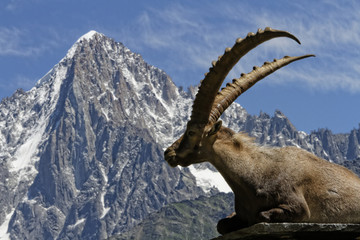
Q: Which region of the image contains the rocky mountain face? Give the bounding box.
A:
[236,111,360,172]
[0,31,203,240]
[113,193,234,240]
[0,31,359,239]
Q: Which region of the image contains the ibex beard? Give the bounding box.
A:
[164,28,360,235]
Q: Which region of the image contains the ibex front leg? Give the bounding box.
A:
[259,193,311,223]
[217,212,249,235]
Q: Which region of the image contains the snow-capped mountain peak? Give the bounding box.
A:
[77,30,102,43]
[65,30,104,60]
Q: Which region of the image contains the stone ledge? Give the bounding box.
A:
[212,223,360,240]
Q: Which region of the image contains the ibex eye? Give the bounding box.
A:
[188,131,195,137]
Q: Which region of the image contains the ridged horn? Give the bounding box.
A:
[208,54,315,124]
[188,27,301,128]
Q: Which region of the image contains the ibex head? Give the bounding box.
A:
[164,27,314,167]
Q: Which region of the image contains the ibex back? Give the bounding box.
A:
[164,28,360,235]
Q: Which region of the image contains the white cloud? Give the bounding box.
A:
[134,4,206,49]
[5,0,43,12]
[0,27,42,56]
[117,1,360,93]
[0,26,62,58]
[5,0,19,11]
[0,75,35,92]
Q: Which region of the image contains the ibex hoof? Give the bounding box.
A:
[217,214,249,235]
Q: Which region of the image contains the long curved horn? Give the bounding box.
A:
[208,54,315,123]
[188,27,301,129]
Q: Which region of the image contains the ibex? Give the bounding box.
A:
[164,28,360,235]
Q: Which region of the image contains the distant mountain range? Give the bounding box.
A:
[0,31,359,239]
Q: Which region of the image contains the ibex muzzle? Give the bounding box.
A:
[164,27,360,235]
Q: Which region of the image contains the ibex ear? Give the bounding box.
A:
[208,121,222,136]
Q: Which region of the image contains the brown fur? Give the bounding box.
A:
[164,124,360,235]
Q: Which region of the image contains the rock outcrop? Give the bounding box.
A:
[212,223,360,240]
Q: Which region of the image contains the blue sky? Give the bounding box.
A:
[1,0,360,134]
